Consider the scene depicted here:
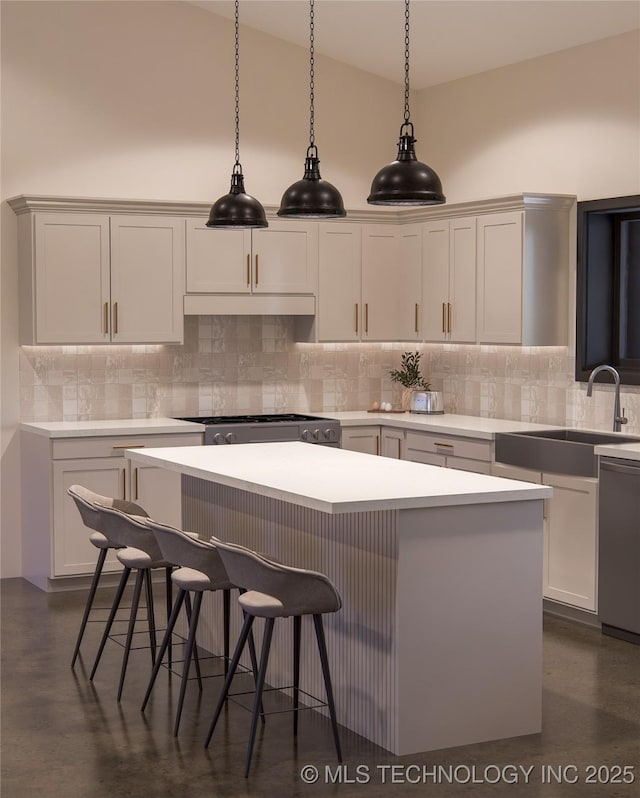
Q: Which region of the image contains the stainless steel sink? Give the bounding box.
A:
[494,429,640,477]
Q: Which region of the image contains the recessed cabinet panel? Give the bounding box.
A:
[110,216,184,343]
[317,223,361,341]
[185,220,251,293]
[251,222,316,294]
[449,217,477,342]
[34,213,110,344]
[477,211,524,344]
[422,221,450,341]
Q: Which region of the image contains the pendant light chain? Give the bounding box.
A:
[234,0,241,168]
[403,0,411,124]
[309,0,315,149]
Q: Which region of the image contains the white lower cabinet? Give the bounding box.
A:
[22,430,202,589]
[491,462,598,611]
[340,426,380,456]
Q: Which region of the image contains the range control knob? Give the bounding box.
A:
[301,428,312,442]
[225,432,237,444]
[324,428,336,441]
[312,429,321,441]
[213,433,225,445]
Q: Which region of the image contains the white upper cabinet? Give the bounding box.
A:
[31,213,110,344]
[422,216,476,343]
[18,208,184,345]
[476,204,570,345]
[110,215,184,344]
[185,219,316,296]
[316,223,362,342]
[361,224,421,341]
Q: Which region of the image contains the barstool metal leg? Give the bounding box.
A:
[71,547,108,668]
[143,569,157,666]
[293,615,301,737]
[165,566,173,669]
[90,566,131,681]
[117,569,145,702]
[184,592,203,689]
[245,617,274,778]
[223,589,231,676]
[174,591,202,737]
[141,588,186,712]
[313,614,342,762]
[205,613,254,748]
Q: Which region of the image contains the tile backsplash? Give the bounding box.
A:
[19,315,640,434]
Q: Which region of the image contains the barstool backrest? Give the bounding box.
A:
[97,504,164,563]
[67,484,148,533]
[144,519,233,588]
[211,538,342,616]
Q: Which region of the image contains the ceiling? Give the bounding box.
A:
[191,0,640,89]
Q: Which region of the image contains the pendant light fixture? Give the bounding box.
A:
[207,0,267,229]
[278,0,345,218]
[367,0,445,206]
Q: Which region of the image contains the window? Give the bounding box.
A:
[576,196,640,384]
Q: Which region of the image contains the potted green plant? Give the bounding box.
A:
[389,351,430,410]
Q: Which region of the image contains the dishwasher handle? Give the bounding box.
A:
[601,459,640,476]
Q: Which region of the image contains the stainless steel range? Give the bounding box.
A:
[174,413,341,447]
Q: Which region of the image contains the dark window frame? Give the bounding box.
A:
[576,195,640,384]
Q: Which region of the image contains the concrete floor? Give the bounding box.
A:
[2,577,639,798]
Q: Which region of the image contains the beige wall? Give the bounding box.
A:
[417,30,640,204]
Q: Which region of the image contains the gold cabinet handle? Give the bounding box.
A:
[255,254,259,285]
[122,467,126,499]
[376,434,380,456]
[415,303,419,333]
[104,302,109,335]
[447,302,452,334]
[246,253,250,286]
[442,302,446,333]
[434,441,454,449]
[355,303,359,334]
[365,303,369,334]
[134,467,139,500]
[113,301,119,334]
[112,443,146,449]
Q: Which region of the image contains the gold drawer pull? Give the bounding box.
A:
[246,254,250,286]
[134,467,139,500]
[434,441,454,449]
[415,303,419,333]
[255,254,259,285]
[365,303,369,334]
[442,302,446,333]
[113,301,119,334]
[122,468,126,499]
[355,303,359,333]
[447,302,452,333]
[112,444,146,449]
[104,302,109,334]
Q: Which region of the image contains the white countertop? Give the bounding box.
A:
[317,411,565,440]
[125,441,551,514]
[21,418,205,438]
[595,442,640,462]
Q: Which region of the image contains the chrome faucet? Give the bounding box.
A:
[586,365,628,432]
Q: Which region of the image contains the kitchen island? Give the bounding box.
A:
[125,442,551,756]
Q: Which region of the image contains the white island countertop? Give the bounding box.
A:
[125,440,551,514]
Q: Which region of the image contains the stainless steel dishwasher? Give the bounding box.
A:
[598,457,640,644]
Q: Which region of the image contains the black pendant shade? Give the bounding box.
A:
[207,166,268,228]
[278,146,346,218]
[368,123,445,206]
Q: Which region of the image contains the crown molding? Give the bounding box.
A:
[6,192,576,220]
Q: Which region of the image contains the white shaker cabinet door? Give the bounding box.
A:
[422,220,450,342]
[317,223,361,341]
[52,458,127,578]
[129,462,183,530]
[251,221,316,294]
[448,216,477,343]
[34,213,110,344]
[185,220,251,293]
[476,211,524,344]
[110,215,184,343]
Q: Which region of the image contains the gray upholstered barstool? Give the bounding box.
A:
[205,539,343,777]
[66,485,149,668]
[141,518,243,736]
[89,505,174,701]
